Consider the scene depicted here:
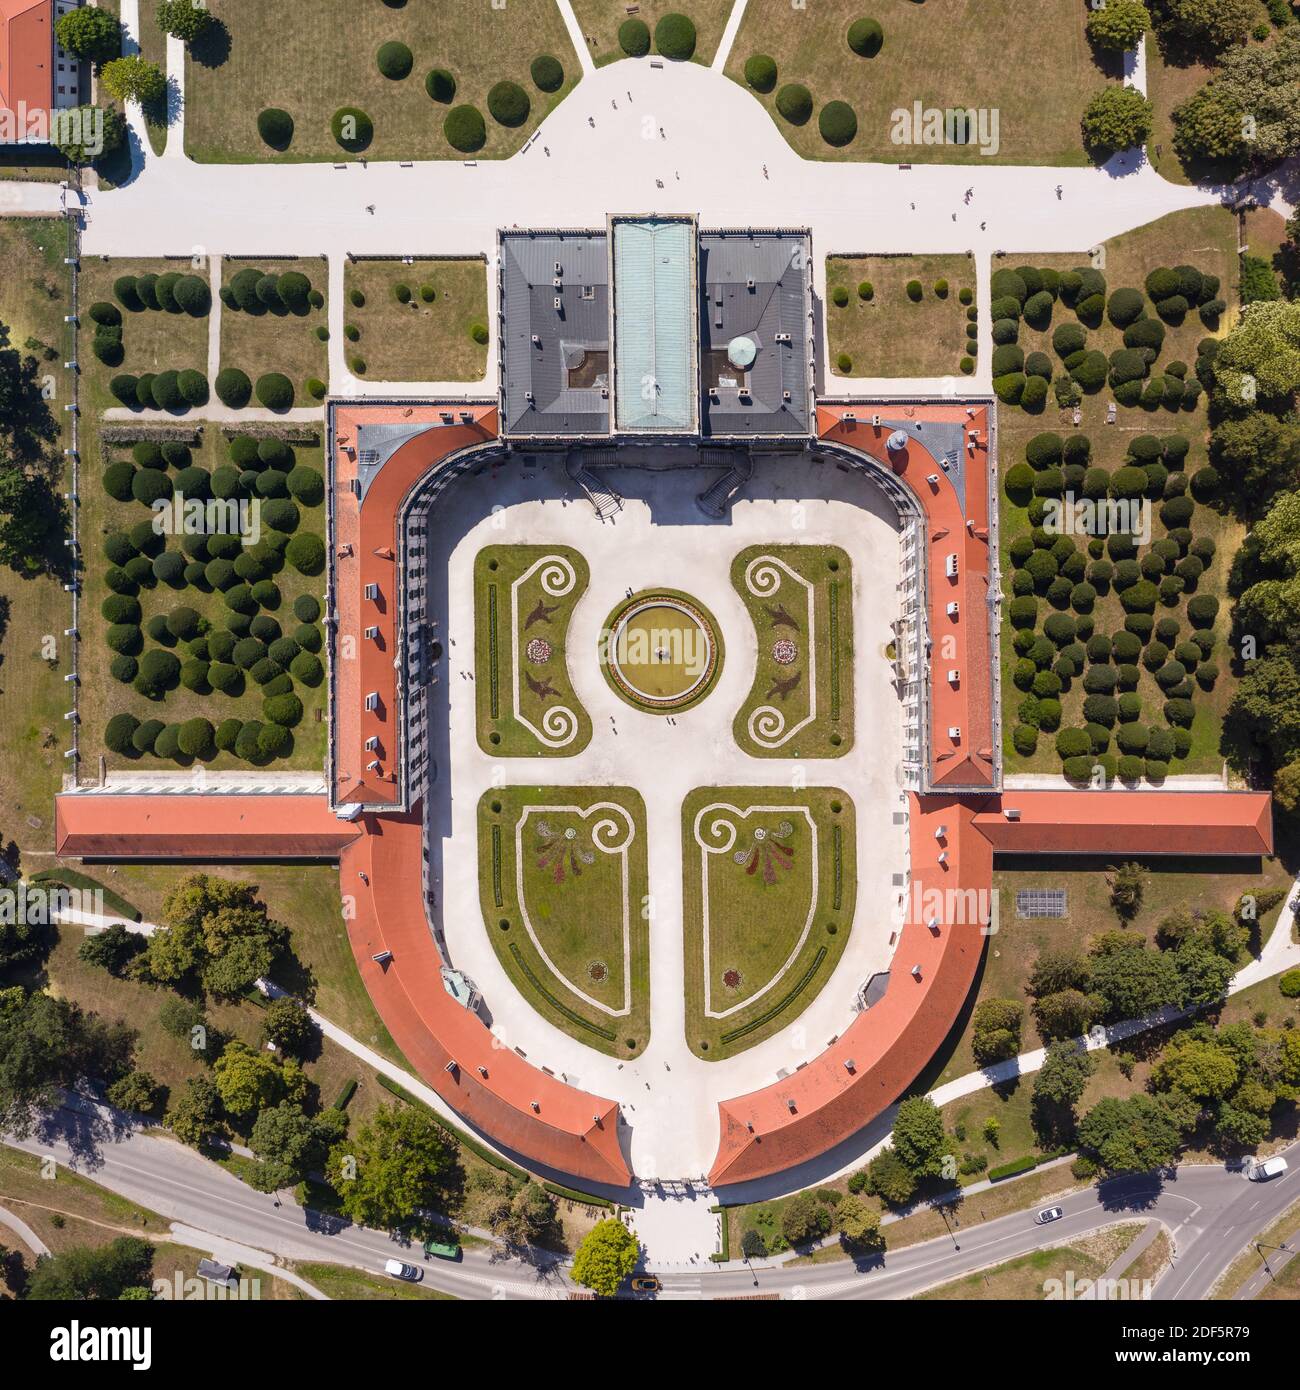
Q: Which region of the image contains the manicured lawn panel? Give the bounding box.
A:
[219,257,328,398]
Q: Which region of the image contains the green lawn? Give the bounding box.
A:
[479,785,651,1058]
[0,219,73,851]
[600,588,724,714]
[138,3,171,158]
[915,1224,1142,1300]
[731,545,853,758]
[724,0,1116,165]
[183,0,581,163]
[683,785,855,1059]
[342,259,487,382]
[78,424,328,773]
[220,258,328,401]
[293,1260,455,1300]
[995,207,1243,779]
[474,544,592,757]
[570,1,735,67]
[826,256,974,378]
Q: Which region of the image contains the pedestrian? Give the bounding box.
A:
[366,204,375,215]
[612,98,618,109]
[762,163,768,179]
[659,126,665,139]
[980,221,986,230]
[588,116,595,127]
[1055,183,1063,199]
[544,145,550,157]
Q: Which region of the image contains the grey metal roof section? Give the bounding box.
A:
[354,421,432,505]
[699,231,813,438]
[877,414,968,513]
[499,230,611,437]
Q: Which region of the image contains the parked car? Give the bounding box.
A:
[1250,1156,1289,1182]
[630,1275,661,1293]
[1034,1207,1064,1225]
[384,1259,423,1282]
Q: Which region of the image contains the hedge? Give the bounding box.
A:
[530,54,564,92]
[331,107,374,153]
[744,53,777,91]
[487,81,529,127]
[444,104,486,152]
[257,107,294,150]
[103,461,135,501]
[988,1154,1040,1181]
[655,13,696,60]
[255,373,293,410]
[30,869,141,923]
[776,83,813,124]
[376,41,413,80]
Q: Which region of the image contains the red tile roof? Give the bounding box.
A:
[0,0,52,117]
[709,793,991,1187]
[816,403,997,791]
[341,807,630,1187]
[972,789,1274,857]
[331,404,498,808]
[55,793,363,859]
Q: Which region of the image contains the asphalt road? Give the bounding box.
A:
[6,1105,1297,1302]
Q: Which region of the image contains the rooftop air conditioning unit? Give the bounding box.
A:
[775,332,791,343]
[871,414,881,427]
[1005,808,1021,821]
[946,601,960,617]
[554,297,562,310]
[945,553,959,578]
[926,473,940,485]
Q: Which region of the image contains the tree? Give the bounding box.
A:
[1029,950,1092,997]
[1213,300,1300,407]
[740,1228,768,1260]
[971,998,1023,1065]
[213,1040,287,1116]
[54,6,121,63]
[499,1180,557,1248]
[1087,0,1151,50]
[0,466,62,576]
[100,55,167,105]
[1032,1040,1096,1144]
[249,1101,346,1192]
[1226,655,1300,766]
[325,1104,456,1229]
[570,1218,639,1297]
[1034,988,1098,1039]
[0,987,134,1138]
[165,1074,221,1146]
[892,1096,947,1178]
[1089,934,1183,1019]
[1171,84,1248,165]
[106,1069,165,1117]
[1152,1035,1239,1101]
[25,1236,153,1301]
[262,997,315,1057]
[1209,413,1300,513]
[77,923,143,977]
[864,1146,916,1206]
[834,1193,885,1251]
[53,105,125,164]
[1077,1092,1192,1172]
[156,0,212,43]
[144,874,287,998]
[1173,941,1236,1006]
[1081,86,1154,154]
[1160,0,1266,52]
[1107,861,1145,920]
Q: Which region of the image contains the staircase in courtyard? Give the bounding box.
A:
[695,448,753,518]
[566,449,624,520]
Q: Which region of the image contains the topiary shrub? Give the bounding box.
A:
[487,81,530,127]
[261,498,300,534]
[775,83,813,125]
[256,106,294,151]
[215,368,252,409]
[530,54,564,92]
[744,53,777,91]
[425,67,456,103]
[131,468,172,506]
[177,369,208,406]
[376,41,413,80]
[293,594,321,624]
[290,651,324,686]
[255,373,293,411]
[619,17,651,55]
[847,17,884,56]
[655,12,696,60]
[234,720,264,762]
[818,100,858,147]
[332,107,374,152]
[444,104,486,152]
[264,692,304,727]
[285,532,325,575]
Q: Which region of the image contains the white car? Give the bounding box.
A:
[384,1258,424,1282]
[1250,1156,1289,1182]
[1034,1206,1064,1225]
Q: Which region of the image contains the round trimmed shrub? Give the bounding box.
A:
[819,100,857,147]
[530,54,564,92]
[618,17,651,56]
[293,594,321,624]
[110,374,141,406]
[285,533,325,575]
[744,53,777,91]
[104,713,141,755]
[290,651,324,686]
[487,81,530,127]
[207,661,240,694]
[1107,287,1145,327]
[255,374,293,411]
[215,718,242,753]
[150,371,182,410]
[250,614,282,643]
[332,107,374,153]
[425,67,456,103]
[215,368,252,409]
[444,104,486,152]
[1013,724,1039,756]
[257,107,294,150]
[376,41,413,80]
[131,468,172,505]
[251,580,281,609]
[179,658,209,693]
[258,722,291,758]
[234,721,264,762]
[264,692,303,727]
[847,17,884,56]
[262,498,300,534]
[776,83,813,125]
[655,12,696,60]
[102,461,136,501]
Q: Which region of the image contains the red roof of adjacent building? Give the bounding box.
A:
[55,793,363,859]
[816,403,997,791]
[331,403,498,808]
[972,789,1274,858]
[340,807,630,1187]
[709,793,991,1188]
[0,0,52,116]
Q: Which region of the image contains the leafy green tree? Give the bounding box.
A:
[54,6,121,63]
[1215,1100,1270,1148]
[1152,1035,1239,1100]
[863,1146,916,1206]
[971,998,1023,1065]
[1209,414,1300,514]
[106,1070,165,1117]
[212,1040,285,1116]
[100,55,167,105]
[1089,933,1183,1019]
[740,1228,767,1260]
[164,1074,221,1146]
[834,1193,885,1250]
[1081,86,1154,154]
[1173,941,1236,1007]
[156,0,212,42]
[249,1101,346,1191]
[262,997,315,1057]
[144,874,287,998]
[499,1180,557,1248]
[25,1236,153,1300]
[1034,988,1099,1040]
[0,466,62,576]
[77,923,144,977]
[1032,1040,1096,1145]
[1106,862,1145,920]
[570,1218,639,1297]
[781,1191,832,1246]
[1087,0,1151,49]
[325,1104,456,1229]
[1029,950,1092,997]
[1213,299,1300,407]
[53,105,125,164]
[1225,654,1300,766]
[1171,84,1248,165]
[1077,1093,1192,1172]
[892,1096,947,1178]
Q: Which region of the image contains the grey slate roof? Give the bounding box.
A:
[699,231,813,438]
[499,231,611,437]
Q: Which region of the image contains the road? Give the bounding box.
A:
[7,1104,1298,1301]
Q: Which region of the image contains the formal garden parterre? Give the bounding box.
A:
[219,258,329,405]
[478,785,651,1057]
